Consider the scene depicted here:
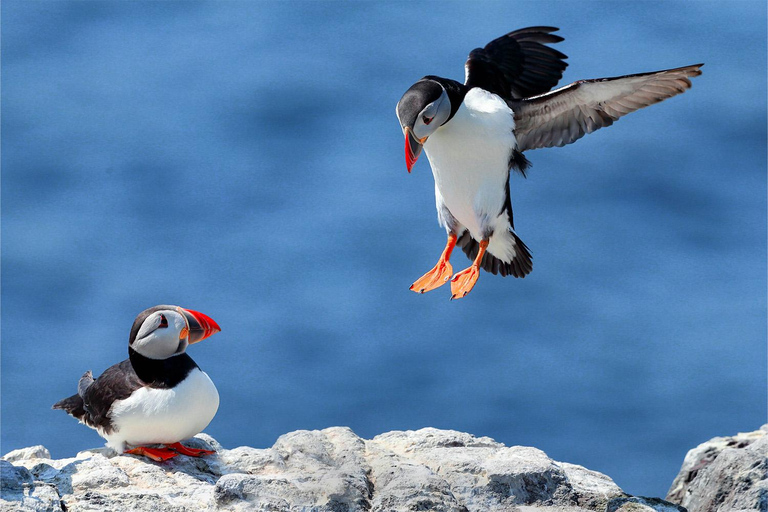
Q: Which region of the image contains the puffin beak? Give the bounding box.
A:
[180,308,221,344]
[404,127,424,173]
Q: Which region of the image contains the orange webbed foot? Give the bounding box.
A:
[450,265,480,300]
[167,442,215,457]
[411,233,457,294]
[125,446,179,462]
[410,260,453,294]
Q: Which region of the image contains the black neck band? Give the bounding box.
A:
[128,348,199,388]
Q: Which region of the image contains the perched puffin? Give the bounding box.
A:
[396,26,702,299]
[53,305,221,461]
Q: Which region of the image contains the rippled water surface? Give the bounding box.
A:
[2,1,766,497]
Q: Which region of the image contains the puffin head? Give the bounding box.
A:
[396,77,452,172]
[128,305,221,360]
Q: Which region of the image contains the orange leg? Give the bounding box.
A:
[410,233,457,294]
[166,442,215,457]
[450,239,488,300]
[124,446,178,462]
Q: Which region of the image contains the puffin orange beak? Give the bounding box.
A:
[181,308,221,344]
[404,127,424,173]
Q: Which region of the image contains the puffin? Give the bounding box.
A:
[53,305,221,461]
[395,26,702,299]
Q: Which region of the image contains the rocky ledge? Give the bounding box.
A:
[0,426,762,512]
[666,424,767,512]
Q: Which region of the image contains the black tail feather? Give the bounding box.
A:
[53,370,93,422]
[457,230,532,278]
[52,393,87,421]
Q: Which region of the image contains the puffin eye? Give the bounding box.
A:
[158,314,169,329]
[423,115,433,125]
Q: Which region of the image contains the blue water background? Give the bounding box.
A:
[2,1,766,498]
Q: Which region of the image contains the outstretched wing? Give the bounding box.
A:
[464,26,568,100]
[511,64,703,152]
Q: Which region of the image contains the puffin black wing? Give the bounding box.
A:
[53,360,144,434]
[464,26,568,100]
[511,64,703,152]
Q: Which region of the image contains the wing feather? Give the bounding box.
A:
[81,360,145,433]
[512,64,703,152]
[464,26,568,100]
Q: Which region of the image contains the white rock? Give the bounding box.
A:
[0,460,62,512]
[607,496,686,512]
[2,446,51,463]
[666,425,767,512]
[370,428,624,511]
[0,428,688,512]
[366,439,464,512]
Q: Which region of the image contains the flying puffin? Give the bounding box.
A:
[396,26,702,299]
[53,305,222,461]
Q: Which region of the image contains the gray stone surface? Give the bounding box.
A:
[2,447,51,464]
[607,496,686,512]
[0,459,62,512]
[666,425,767,512]
[0,427,687,512]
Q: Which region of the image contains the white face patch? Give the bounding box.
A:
[412,88,451,140]
[131,310,189,360]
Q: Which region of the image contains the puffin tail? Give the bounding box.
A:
[52,393,86,418]
[52,371,93,420]
[457,230,533,278]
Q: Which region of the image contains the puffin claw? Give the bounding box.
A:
[449,265,480,300]
[410,260,453,294]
